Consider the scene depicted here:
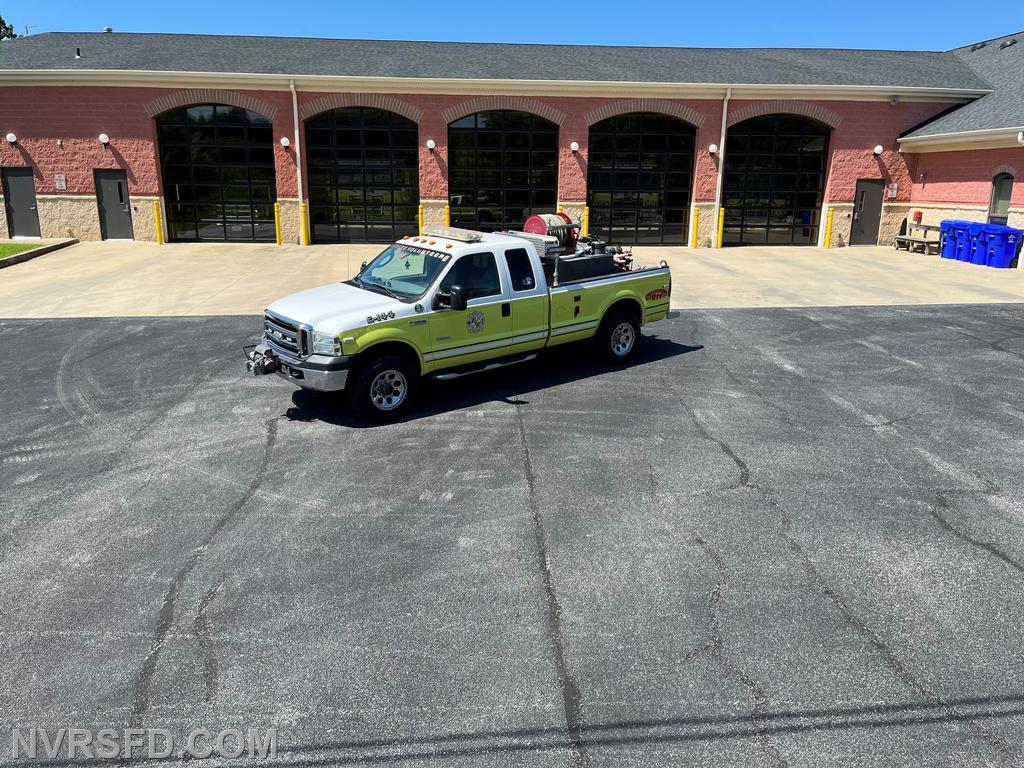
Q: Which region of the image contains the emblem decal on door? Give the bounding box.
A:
[466,311,485,334]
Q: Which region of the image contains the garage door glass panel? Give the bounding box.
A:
[157,104,276,242]
[448,111,559,232]
[722,114,831,246]
[587,112,695,245]
[306,107,420,243]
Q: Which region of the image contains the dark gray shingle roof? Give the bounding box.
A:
[903,32,1024,138]
[0,31,992,90]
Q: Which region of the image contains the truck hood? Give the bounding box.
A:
[266,281,405,333]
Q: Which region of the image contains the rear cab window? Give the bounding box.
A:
[504,247,537,291]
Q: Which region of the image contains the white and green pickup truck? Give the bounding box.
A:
[247,225,673,419]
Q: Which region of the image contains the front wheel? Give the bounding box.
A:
[348,355,419,421]
[595,311,641,364]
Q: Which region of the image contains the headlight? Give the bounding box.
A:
[312,330,342,356]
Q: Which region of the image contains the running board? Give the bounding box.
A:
[432,352,538,380]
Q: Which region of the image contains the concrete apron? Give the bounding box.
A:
[1,240,1023,318]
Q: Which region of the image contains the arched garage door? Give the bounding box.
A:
[157,104,276,242]
[722,114,830,246]
[587,112,695,244]
[305,107,419,243]
[448,110,558,232]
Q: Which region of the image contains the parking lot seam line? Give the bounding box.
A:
[514,404,591,768]
[129,417,279,728]
[928,495,1024,578]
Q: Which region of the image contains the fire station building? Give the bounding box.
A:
[0,31,1021,248]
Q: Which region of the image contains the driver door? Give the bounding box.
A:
[427,251,513,366]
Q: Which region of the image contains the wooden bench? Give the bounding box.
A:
[894,222,941,255]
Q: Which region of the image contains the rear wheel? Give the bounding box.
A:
[595,310,640,363]
[348,354,418,421]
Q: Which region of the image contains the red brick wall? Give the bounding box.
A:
[0,84,1003,221]
[906,147,1024,206]
[0,86,298,198]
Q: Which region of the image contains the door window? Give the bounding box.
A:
[504,248,536,291]
[990,173,1014,224]
[439,252,501,299]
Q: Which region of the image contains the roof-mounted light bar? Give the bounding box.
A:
[422,225,483,243]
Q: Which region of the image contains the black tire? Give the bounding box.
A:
[348,354,419,421]
[595,310,641,364]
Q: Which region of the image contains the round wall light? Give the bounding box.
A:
[426,139,437,151]
[708,143,719,155]
[98,133,110,145]
[569,141,580,152]
[280,136,291,147]
[5,132,16,144]
[873,144,884,155]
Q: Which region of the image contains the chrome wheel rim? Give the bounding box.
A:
[611,322,635,356]
[369,369,407,411]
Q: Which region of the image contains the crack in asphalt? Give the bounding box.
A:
[677,390,1020,762]
[129,417,278,728]
[690,537,790,768]
[929,494,1024,577]
[514,405,591,768]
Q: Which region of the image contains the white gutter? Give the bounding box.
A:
[712,88,731,248]
[289,78,306,246]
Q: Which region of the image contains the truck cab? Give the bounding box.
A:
[248,225,672,420]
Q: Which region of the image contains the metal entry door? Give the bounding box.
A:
[850,180,884,246]
[95,170,135,240]
[2,167,41,238]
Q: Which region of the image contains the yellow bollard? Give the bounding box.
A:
[418,204,424,235]
[444,204,450,227]
[299,202,310,246]
[153,200,164,245]
[824,206,835,249]
[274,202,282,246]
[691,207,700,248]
[582,206,590,237]
[717,207,725,249]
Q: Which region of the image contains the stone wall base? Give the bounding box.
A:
[691,203,717,248]
[277,198,301,245]
[421,199,447,231]
[825,204,854,248]
[0,196,7,239]
[557,201,586,226]
[879,204,911,247]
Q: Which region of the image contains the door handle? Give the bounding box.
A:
[501,302,510,318]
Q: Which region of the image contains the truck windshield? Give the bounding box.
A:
[354,244,451,301]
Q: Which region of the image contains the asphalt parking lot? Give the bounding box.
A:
[4,305,1024,766]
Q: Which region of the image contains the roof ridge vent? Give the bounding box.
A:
[970,42,987,51]
[999,38,1017,49]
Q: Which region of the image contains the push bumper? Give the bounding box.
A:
[245,342,352,392]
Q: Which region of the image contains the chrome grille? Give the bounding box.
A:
[264,312,304,357]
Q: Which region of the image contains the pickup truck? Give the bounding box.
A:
[247,225,673,420]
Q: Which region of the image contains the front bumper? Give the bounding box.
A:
[247,341,352,392]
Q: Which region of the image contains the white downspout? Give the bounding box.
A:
[289,78,306,245]
[712,87,731,248]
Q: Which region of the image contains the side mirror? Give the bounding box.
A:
[450,285,468,312]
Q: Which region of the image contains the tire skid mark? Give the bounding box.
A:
[129,418,278,727]
[195,576,227,703]
[514,405,591,768]
[678,397,1018,761]
[55,326,107,426]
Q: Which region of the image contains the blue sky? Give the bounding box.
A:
[4,0,1021,50]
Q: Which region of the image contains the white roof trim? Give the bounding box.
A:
[0,68,992,102]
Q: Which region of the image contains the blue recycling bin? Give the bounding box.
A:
[952,221,972,261]
[969,223,990,265]
[940,220,959,259]
[985,225,1023,269]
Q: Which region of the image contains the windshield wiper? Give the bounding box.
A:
[362,280,404,301]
